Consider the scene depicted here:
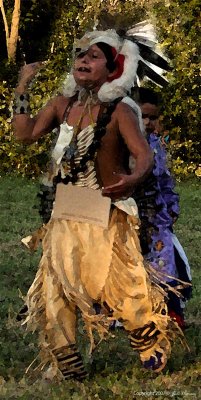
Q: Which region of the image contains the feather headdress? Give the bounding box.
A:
[63,20,171,102]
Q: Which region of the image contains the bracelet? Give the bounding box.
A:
[13,93,30,114]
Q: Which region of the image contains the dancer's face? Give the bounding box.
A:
[73,44,115,91]
[140,103,160,134]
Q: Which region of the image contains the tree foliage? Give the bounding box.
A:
[149,0,200,177]
[0,0,200,177]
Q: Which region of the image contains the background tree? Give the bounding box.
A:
[0,0,200,177]
[0,0,21,62]
[149,0,200,177]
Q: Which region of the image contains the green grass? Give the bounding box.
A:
[0,176,201,399]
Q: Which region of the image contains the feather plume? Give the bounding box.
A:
[125,20,171,86]
[132,42,171,72]
[137,59,169,87]
[126,21,157,43]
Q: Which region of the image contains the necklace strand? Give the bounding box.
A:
[37,96,122,223]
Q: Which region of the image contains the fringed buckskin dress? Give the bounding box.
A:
[22,100,184,380]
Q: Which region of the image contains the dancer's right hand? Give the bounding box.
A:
[16,62,46,92]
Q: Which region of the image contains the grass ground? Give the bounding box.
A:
[0,175,200,400]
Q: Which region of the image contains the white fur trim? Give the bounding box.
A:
[74,30,122,53]
[52,123,74,165]
[62,73,77,98]
[121,97,145,134]
[89,30,122,52]
[98,40,139,102]
[114,197,139,218]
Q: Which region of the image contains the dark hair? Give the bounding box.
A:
[132,87,160,106]
[96,42,116,72]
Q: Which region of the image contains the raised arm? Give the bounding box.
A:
[12,63,65,144]
[102,102,154,199]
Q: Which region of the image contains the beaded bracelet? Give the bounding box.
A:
[13,93,30,114]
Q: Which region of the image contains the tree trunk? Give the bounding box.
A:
[0,0,21,62]
[0,0,10,50]
[8,0,21,61]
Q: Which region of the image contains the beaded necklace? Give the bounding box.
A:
[63,93,96,162]
[56,94,121,184]
[38,94,121,223]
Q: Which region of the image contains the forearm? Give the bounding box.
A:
[130,151,154,187]
[12,77,36,143]
[12,62,53,144]
[12,92,37,144]
[12,113,36,144]
[12,88,59,144]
